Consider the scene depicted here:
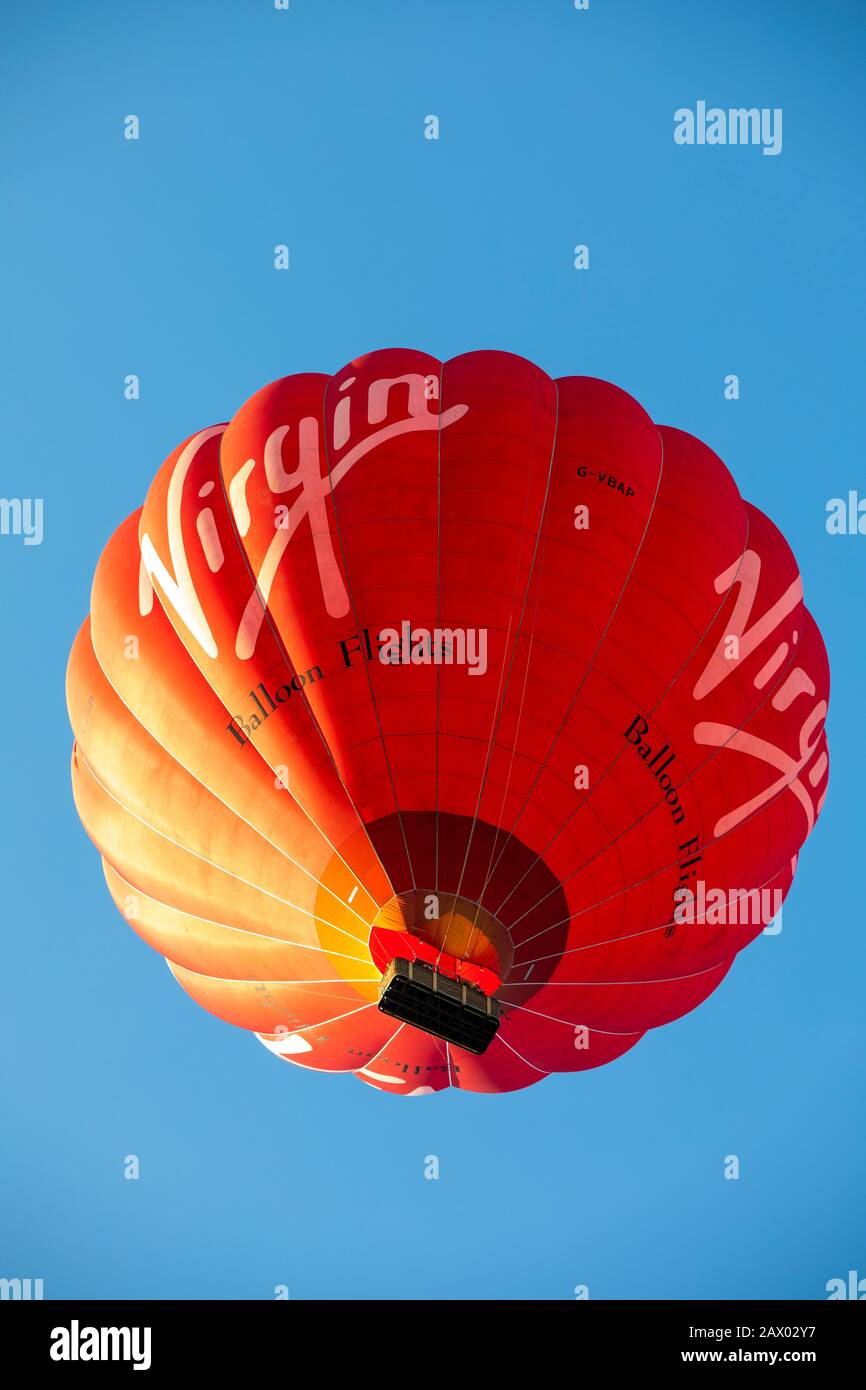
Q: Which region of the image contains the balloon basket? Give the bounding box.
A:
[377,957,501,1055]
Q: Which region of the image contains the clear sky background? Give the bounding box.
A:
[1,0,864,1300]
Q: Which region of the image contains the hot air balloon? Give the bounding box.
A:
[66,350,830,1096]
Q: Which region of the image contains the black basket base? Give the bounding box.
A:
[377,957,501,1055]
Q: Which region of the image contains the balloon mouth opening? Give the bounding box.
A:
[316,811,571,1010]
[369,889,511,996]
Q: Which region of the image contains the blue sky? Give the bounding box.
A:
[1,0,864,1299]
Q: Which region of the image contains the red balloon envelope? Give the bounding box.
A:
[66,349,830,1095]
